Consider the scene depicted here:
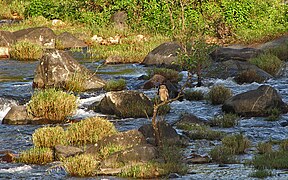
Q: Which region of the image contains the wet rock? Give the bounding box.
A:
[2,105,29,125]
[56,32,87,49]
[168,173,181,178]
[97,90,153,118]
[0,30,16,58]
[142,42,182,68]
[187,153,211,164]
[86,130,147,155]
[174,113,207,127]
[54,145,83,160]
[210,46,263,62]
[138,121,181,146]
[0,152,15,163]
[222,85,288,117]
[142,74,166,89]
[13,27,56,49]
[33,50,106,90]
[101,144,158,168]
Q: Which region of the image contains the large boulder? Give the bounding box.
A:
[142,74,166,89]
[2,105,29,125]
[210,46,263,62]
[33,50,106,90]
[13,27,56,49]
[142,42,182,67]
[222,85,288,117]
[97,90,153,118]
[56,32,87,49]
[0,31,16,58]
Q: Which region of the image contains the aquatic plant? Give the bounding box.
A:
[66,117,117,146]
[104,78,126,91]
[184,90,204,101]
[63,154,99,177]
[17,147,54,165]
[64,71,91,93]
[251,151,288,169]
[249,169,273,179]
[256,142,273,154]
[208,85,232,105]
[33,126,67,148]
[210,113,239,128]
[10,40,43,61]
[99,144,126,159]
[147,67,182,83]
[27,89,78,122]
[222,133,251,154]
[209,146,236,164]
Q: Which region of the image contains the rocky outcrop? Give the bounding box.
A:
[33,50,106,90]
[142,42,182,67]
[56,32,87,49]
[97,90,153,118]
[54,145,83,160]
[13,27,56,49]
[222,85,288,116]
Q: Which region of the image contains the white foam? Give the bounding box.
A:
[79,94,105,106]
[0,105,11,121]
[72,109,103,119]
[0,165,32,173]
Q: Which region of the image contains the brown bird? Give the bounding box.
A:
[159,84,169,102]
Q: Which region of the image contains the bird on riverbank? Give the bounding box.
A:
[159,84,169,102]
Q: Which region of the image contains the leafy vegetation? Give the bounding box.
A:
[10,40,43,61]
[104,78,126,91]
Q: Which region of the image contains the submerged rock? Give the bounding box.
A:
[222,85,288,117]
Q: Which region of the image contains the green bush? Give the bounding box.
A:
[17,147,54,165]
[222,134,251,154]
[184,90,204,101]
[27,89,78,122]
[208,85,232,105]
[104,79,126,91]
[10,40,43,61]
[251,151,288,169]
[32,126,67,148]
[249,170,273,179]
[249,53,283,76]
[210,113,239,128]
[66,117,117,146]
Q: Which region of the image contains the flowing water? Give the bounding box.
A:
[1,53,288,179]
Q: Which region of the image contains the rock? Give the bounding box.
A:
[54,145,83,160]
[97,90,153,118]
[222,85,288,117]
[33,50,106,90]
[13,27,56,49]
[110,11,127,30]
[86,130,147,155]
[187,153,211,164]
[2,105,29,125]
[101,144,158,168]
[210,46,263,62]
[56,32,87,49]
[142,74,166,89]
[142,42,182,67]
[138,121,181,146]
[174,113,207,127]
[207,60,273,80]
[105,55,124,64]
[0,152,15,163]
[0,30,16,47]
[0,47,9,58]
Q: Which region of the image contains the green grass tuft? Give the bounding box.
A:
[104,79,126,91]
[210,113,239,128]
[33,126,67,148]
[17,147,54,165]
[208,85,232,105]
[10,40,43,61]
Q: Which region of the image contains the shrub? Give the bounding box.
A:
[147,68,182,83]
[64,71,90,93]
[251,151,288,169]
[10,40,43,61]
[249,53,283,76]
[66,117,117,146]
[27,89,78,122]
[184,90,204,101]
[104,79,126,91]
[256,142,273,154]
[17,147,54,165]
[208,85,232,105]
[209,146,236,164]
[210,113,239,128]
[33,126,67,148]
[222,134,251,154]
[63,154,99,177]
[234,69,264,84]
[249,170,273,179]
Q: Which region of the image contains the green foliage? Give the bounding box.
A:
[99,144,126,159]
[222,133,251,154]
[210,113,239,128]
[251,151,288,170]
[208,85,232,105]
[184,90,204,101]
[104,79,126,91]
[234,69,265,84]
[256,142,273,154]
[63,154,99,177]
[249,169,273,179]
[147,68,182,83]
[249,53,283,76]
[17,147,54,165]
[33,126,67,148]
[27,89,78,121]
[10,40,43,61]
[66,117,117,146]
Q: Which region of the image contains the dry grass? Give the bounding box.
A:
[17,147,54,165]
[208,85,232,105]
[10,40,43,61]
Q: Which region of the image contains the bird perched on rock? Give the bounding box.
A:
[159,84,169,102]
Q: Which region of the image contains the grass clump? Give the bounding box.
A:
[280,139,288,151]
[251,151,288,170]
[249,53,283,76]
[222,134,251,154]
[177,123,225,140]
[99,144,126,159]
[234,69,264,84]
[66,117,117,146]
[27,89,78,122]
[184,90,204,101]
[104,79,126,91]
[63,154,99,177]
[10,40,43,61]
[32,126,67,148]
[208,85,232,105]
[210,113,239,128]
[256,142,273,154]
[17,147,54,165]
[249,169,273,179]
[64,71,91,93]
[209,146,236,164]
[120,162,166,178]
[265,108,281,121]
[147,68,182,83]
